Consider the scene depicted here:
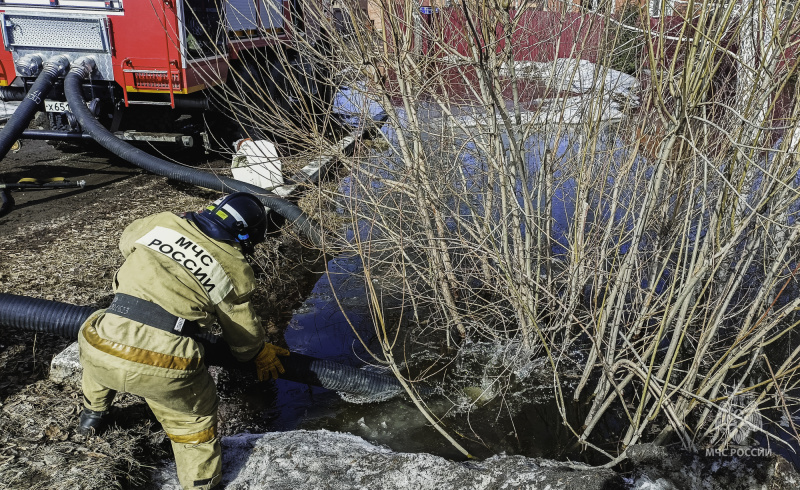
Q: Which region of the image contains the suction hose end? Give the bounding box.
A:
[15,54,44,77]
[68,57,95,79]
[44,55,71,78]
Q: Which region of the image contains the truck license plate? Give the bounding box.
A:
[44,100,70,113]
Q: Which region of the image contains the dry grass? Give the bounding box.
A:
[0,377,167,490]
[0,175,211,305]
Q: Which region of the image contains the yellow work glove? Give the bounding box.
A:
[254,343,290,381]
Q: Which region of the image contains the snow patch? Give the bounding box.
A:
[631,475,678,490]
[148,429,617,489]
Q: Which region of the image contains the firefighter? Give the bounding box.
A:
[76,192,290,490]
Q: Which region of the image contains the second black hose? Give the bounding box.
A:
[0,55,70,161]
[63,65,325,247]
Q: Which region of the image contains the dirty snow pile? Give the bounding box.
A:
[148,431,800,490]
[530,59,640,124]
[508,58,640,124]
[449,59,638,129]
[514,59,639,99]
[147,429,619,489]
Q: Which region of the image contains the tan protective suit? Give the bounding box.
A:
[79,212,265,490]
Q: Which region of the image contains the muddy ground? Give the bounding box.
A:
[0,138,327,489]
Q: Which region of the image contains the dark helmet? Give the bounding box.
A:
[186,192,268,254]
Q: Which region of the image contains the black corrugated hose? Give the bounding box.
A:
[0,56,70,161]
[0,293,95,339]
[63,60,326,248]
[0,86,26,102]
[0,293,410,399]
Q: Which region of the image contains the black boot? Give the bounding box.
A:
[77,408,109,436]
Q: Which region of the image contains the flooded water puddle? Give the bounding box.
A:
[239,250,800,468]
[234,252,609,463]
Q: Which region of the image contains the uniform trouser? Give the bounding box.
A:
[81,355,222,490]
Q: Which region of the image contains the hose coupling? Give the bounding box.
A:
[69,56,96,79]
[44,55,71,77]
[15,54,44,77]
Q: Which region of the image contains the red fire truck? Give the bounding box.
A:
[0,0,329,146]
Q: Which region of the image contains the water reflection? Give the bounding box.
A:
[268,253,381,431]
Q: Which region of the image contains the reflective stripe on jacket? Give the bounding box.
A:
[79,212,265,379]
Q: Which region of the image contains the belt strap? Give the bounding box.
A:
[107,293,199,337]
